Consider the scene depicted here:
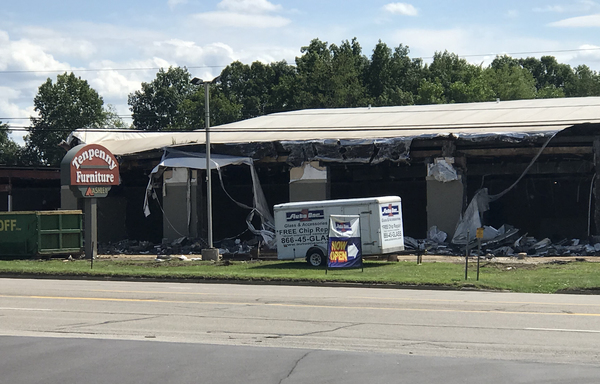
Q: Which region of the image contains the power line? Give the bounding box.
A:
[0,65,227,75]
[0,47,599,75]
[438,47,600,60]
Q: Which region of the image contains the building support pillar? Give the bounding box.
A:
[593,138,600,236]
[162,168,199,240]
[61,185,78,210]
[289,161,329,202]
[425,140,466,239]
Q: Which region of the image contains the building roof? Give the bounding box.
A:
[71,97,600,156]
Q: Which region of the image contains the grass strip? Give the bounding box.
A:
[0,259,600,294]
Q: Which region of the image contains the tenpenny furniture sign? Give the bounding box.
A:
[61,144,120,198]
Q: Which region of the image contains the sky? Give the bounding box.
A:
[1,0,599,144]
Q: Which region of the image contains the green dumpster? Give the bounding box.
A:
[0,211,83,259]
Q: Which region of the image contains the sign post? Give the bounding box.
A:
[61,144,120,259]
[326,214,363,273]
[476,227,484,281]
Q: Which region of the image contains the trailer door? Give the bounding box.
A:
[340,204,374,255]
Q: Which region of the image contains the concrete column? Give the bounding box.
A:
[162,168,199,240]
[426,157,464,239]
[289,161,329,202]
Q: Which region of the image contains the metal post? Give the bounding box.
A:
[204,82,213,249]
[191,76,219,261]
[7,177,12,212]
[84,198,97,260]
[477,238,481,281]
[464,230,470,280]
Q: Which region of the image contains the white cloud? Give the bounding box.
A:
[390,27,563,67]
[17,27,97,60]
[148,39,236,65]
[87,66,144,99]
[506,10,519,18]
[549,13,600,26]
[192,11,291,28]
[168,0,188,9]
[217,0,282,13]
[0,86,34,145]
[534,5,568,13]
[0,30,72,72]
[570,44,600,63]
[534,1,600,13]
[191,0,289,29]
[383,3,418,16]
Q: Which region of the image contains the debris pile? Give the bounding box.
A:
[404,226,600,257]
[98,236,258,258]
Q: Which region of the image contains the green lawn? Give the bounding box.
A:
[0,259,599,294]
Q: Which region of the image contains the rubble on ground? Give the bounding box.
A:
[98,224,600,259]
[98,236,258,258]
[404,225,600,257]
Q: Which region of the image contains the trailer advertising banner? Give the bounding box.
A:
[327,215,362,268]
[379,202,404,250]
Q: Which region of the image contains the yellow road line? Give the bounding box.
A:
[351,296,600,308]
[1,294,600,318]
[88,289,600,308]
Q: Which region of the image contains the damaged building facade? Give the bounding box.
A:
[64,97,600,254]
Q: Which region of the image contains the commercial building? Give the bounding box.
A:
[66,97,600,245]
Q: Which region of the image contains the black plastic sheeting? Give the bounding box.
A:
[204,132,556,167]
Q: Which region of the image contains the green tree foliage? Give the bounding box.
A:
[119,38,600,133]
[0,121,21,165]
[294,38,335,108]
[104,104,128,128]
[484,64,537,101]
[328,39,369,107]
[218,60,294,119]
[428,51,475,94]
[366,42,421,106]
[416,79,445,104]
[519,56,575,92]
[26,72,107,166]
[566,65,600,97]
[128,66,195,131]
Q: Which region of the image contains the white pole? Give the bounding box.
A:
[204,82,213,249]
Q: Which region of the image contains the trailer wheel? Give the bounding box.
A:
[306,247,327,267]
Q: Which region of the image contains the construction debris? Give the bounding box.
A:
[98,224,600,259]
[98,237,258,259]
[405,225,600,257]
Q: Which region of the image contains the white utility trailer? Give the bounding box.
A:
[274,196,404,266]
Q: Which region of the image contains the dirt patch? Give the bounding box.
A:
[394,254,600,265]
[479,262,540,271]
[98,253,600,265]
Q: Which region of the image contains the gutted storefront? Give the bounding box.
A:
[66,97,600,251]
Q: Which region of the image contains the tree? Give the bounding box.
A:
[416,79,445,104]
[484,65,537,101]
[26,72,107,166]
[491,55,520,70]
[329,39,369,107]
[128,66,195,131]
[566,65,600,97]
[0,121,21,165]
[519,56,575,92]
[427,51,479,103]
[365,42,419,106]
[104,104,128,129]
[294,38,335,108]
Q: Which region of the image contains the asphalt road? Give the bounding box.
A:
[1,278,600,383]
